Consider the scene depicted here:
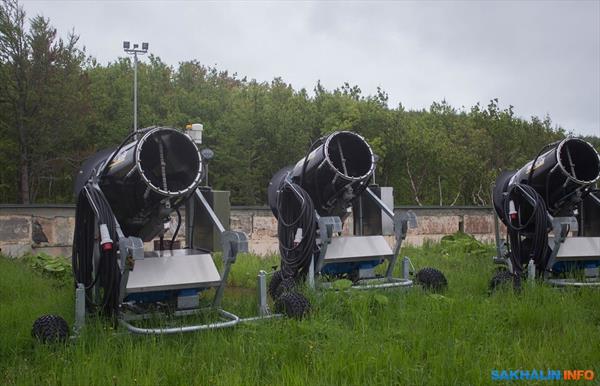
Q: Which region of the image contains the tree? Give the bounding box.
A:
[0,0,29,202]
[0,0,89,203]
[0,1,595,205]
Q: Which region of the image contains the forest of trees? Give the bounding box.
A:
[1,0,598,206]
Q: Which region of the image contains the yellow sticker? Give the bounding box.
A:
[109,151,127,168]
[532,155,545,171]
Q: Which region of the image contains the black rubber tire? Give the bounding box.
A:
[273,277,297,299]
[32,314,69,343]
[275,291,311,319]
[415,267,448,292]
[489,270,517,292]
[268,270,284,299]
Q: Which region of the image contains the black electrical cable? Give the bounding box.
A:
[544,165,557,212]
[90,184,121,313]
[99,126,155,180]
[527,141,560,186]
[300,136,324,186]
[72,191,95,289]
[170,208,181,250]
[502,183,550,276]
[72,183,121,315]
[276,181,317,279]
[98,133,137,179]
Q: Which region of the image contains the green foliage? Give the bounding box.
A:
[439,232,491,258]
[1,1,596,206]
[224,252,280,288]
[372,293,389,306]
[25,252,71,282]
[0,0,90,203]
[2,245,600,385]
[331,278,353,291]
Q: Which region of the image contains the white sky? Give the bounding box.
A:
[20,0,600,136]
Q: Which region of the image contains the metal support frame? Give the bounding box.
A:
[492,201,600,288]
[117,189,248,334]
[119,308,240,335]
[257,270,270,316]
[74,284,85,334]
[308,187,414,291]
[73,187,277,337]
[492,209,507,265]
[543,217,600,287]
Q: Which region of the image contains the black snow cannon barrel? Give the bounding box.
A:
[268,131,375,219]
[75,127,202,241]
[493,137,600,223]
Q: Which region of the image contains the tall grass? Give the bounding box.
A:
[1,241,599,385]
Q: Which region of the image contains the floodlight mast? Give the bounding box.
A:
[123,41,149,136]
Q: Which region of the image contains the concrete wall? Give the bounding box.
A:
[1,206,77,257]
[0,204,497,257]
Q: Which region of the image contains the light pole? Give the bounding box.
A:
[123,41,149,134]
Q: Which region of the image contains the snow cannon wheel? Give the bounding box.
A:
[268,270,284,299]
[273,277,298,299]
[275,291,311,319]
[489,270,519,293]
[415,267,448,292]
[32,314,69,343]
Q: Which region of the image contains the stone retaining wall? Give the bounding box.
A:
[0,205,497,257]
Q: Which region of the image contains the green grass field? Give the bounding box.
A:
[1,239,599,385]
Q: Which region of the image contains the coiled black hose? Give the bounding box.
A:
[276,181,317,279]
[170,208,181,250]
[502,183,550,275]
[72,184,121,315]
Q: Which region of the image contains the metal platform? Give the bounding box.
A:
[548,237,600,261]
[322,235,393,263]
[126,249,221,293]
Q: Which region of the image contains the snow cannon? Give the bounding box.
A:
[32,125,282,341]
[490,137,600,289]
[266,131,447,302]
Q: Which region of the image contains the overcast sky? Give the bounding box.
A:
[20,0,600,136]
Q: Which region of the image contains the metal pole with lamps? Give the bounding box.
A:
[123,41,149,134]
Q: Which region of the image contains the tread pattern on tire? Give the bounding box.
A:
[268,270,284,299]
[273,277,297,299]
[275,291,310,319]
[32,314,69,343]
[489,270,516,292]
[415,267,448,292]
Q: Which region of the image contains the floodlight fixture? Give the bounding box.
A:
[122,40,150,133]
[200,148,215,161]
